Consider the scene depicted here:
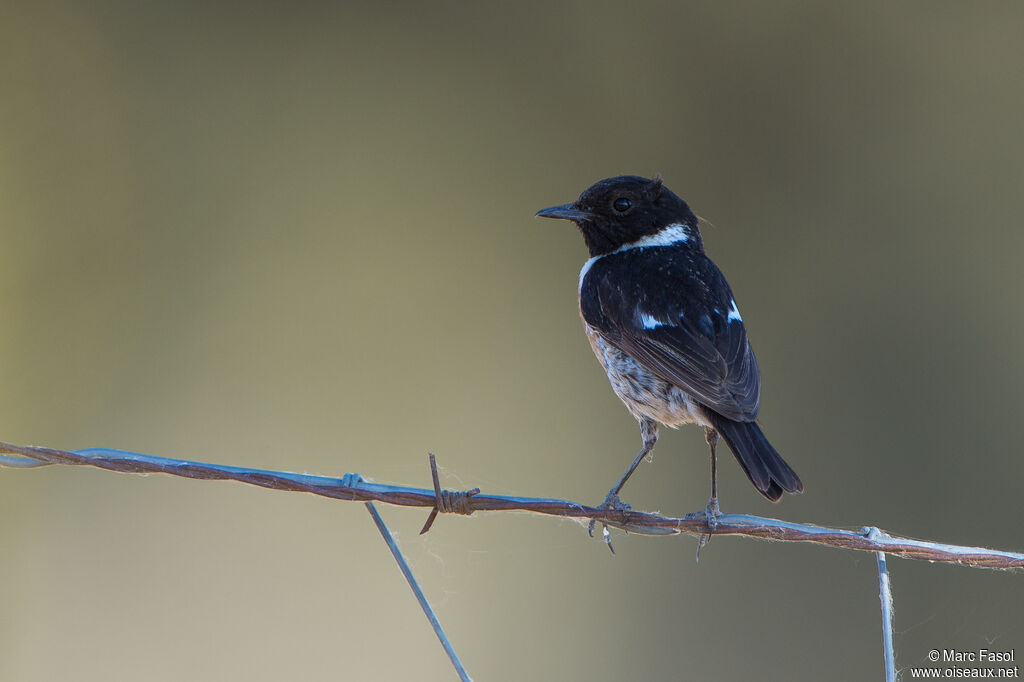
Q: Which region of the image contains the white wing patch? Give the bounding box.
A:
[639,312,663,329]
[727,299,742,322]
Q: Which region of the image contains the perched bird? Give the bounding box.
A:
[536,175,802,532]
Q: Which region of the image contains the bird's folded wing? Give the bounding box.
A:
[580,253,760,422]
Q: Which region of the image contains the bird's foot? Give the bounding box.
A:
[703,496,721,528]
[587,491,632,555]
[587,491,633,537]
[685,496,722,562]
[683,496,721,524]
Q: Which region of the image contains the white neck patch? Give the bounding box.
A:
[578,223,693,292]
[616,222,691,252]
[579,255,600,291]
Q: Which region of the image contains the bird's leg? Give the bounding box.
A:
[606,418,659,503]
[588,418,659,551]
[705,426,721,522]
[692,427,721,559]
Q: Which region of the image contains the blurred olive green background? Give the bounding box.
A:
[3,2,1024,680]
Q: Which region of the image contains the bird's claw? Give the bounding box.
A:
[685,496,722,562]
[703,496,721,529]
[587,491,633,554]
[684,496,721,524]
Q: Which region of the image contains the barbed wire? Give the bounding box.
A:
[3,440,1022,570]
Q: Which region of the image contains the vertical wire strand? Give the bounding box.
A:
[365,502,471,682]
[875,546,896,682]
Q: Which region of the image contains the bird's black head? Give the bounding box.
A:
[536,175,701,257]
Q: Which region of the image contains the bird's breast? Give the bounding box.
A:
[578,306,709,429]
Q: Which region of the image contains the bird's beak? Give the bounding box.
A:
[535,203,593,222]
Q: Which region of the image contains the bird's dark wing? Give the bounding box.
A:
[580,247,760,421]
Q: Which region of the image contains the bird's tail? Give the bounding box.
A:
[707,413,803,502]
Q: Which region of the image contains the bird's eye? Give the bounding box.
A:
[613,197,632,213]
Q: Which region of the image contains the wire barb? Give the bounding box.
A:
[419,453,480,535]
